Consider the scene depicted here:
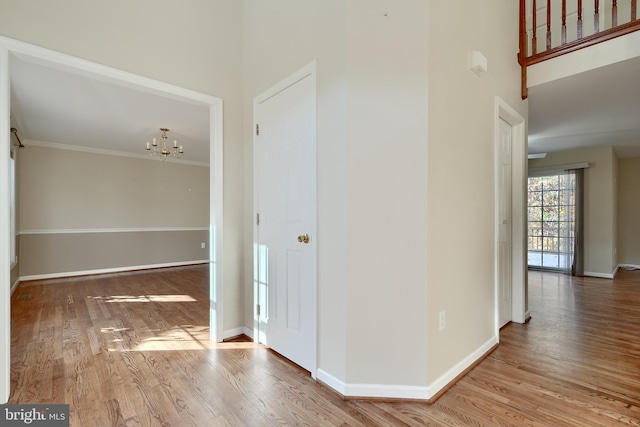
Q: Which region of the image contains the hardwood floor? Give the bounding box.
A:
[9,265,640,426]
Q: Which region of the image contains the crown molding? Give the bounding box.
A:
[24,138,209,167]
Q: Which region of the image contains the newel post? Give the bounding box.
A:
[519,0,529,99]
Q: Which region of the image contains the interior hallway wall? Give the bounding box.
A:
[242,0,429,391]
[427,0,527,384]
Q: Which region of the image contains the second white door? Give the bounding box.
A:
[498,117,513,328]
[254,64,317,375]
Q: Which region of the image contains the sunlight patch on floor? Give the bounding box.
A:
[88,294,197,303]
[100,324,267,352]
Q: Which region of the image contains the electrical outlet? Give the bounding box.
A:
[201,242,206,249]
[439,310,446,331]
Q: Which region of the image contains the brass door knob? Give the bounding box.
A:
[297,234,310,244]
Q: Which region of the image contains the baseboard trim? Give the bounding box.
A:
[426,335,498,401]
[222,326,254,341]
[317,370,431,401]
[19,260,209,282]
[316,370,348,397]
[317,335,499,402]
[10,278,20,295]
[584,271,615,279]
[242,326,254,340]
[344,383,430,401]
[617,264,640,271]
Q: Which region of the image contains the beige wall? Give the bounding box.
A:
[19,146,209,231]
[19,230,208,277]
[427,1,527,383]
[344,1,429,387]
[17,145,209,277]
[244,0,525,394]
[3,0,527,398]
[243,0,429,388]
[243,0,350,382]
[0,0,245,330]
[529,146,617,276]
[618,156,640,265]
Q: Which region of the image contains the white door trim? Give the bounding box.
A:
[494,97,527,331]
[0,43,10,405]
[253,60,317,376]
[0,36,224,403]
[497,117,513,328]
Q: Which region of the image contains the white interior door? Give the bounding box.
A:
[498,118,513,328]
[254,64,316,375]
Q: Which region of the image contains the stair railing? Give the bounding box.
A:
[519,0,640,98]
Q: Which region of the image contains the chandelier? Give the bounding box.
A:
[145,128,183,160]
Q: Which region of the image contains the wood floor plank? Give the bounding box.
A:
[9,265,640,426]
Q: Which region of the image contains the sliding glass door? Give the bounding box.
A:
[527,172,576,271]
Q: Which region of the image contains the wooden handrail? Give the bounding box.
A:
[526,19,640,66]
[519,0,640,99]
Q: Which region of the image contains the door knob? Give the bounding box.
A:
[297,234,310,244]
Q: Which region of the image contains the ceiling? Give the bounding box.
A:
[9,56,211,165]
[9,52,640,163]
[528,55,640,159]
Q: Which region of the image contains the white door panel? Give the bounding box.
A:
[498,118,513,328]
[254,66,316,374]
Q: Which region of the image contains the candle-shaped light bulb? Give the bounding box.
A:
[179,145,183,154]
[152,137,157,147]
[173,139,178,148]
[146,141,150,150]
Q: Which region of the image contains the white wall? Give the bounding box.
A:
[0,0,245,330]
[344,1,429,388]
[427,1,527,384]
[244,0,525,398]
[529,146,617,276]
[1,0,528,401]
[242,0,351,386]
[243,0,430,392]
[528,30,640,87]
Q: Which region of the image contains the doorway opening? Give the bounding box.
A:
[0,36,224,403]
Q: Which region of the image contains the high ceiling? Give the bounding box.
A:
[9,56,211,165]
[10,51,640,164]
[528,55,640,159]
